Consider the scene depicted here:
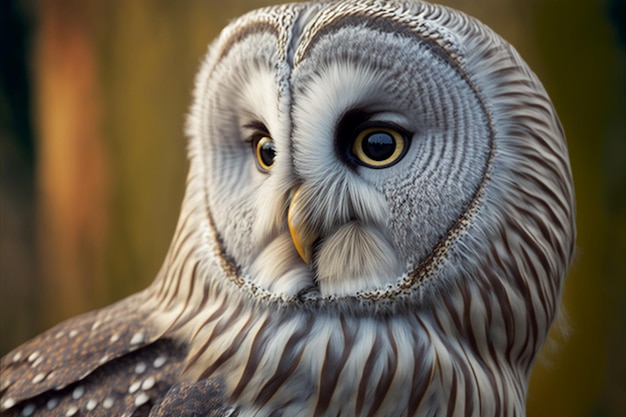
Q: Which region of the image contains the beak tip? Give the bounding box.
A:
[290,224,314,264]
[288,186,316,265]
[301,247,313,265]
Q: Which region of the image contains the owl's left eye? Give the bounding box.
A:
[351,127,407,168]
[253,136,276,172]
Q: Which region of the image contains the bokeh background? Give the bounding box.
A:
[0,0,624,416]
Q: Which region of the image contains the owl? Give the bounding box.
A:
[0,1,575,416]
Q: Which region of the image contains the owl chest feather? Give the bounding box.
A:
[177,284,527,417]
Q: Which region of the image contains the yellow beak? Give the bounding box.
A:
[287,186,319,264]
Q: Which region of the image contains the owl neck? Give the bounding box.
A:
[151,260,535,416]
[142,168,543,416]
[166,280,532,417]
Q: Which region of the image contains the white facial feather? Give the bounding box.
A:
[315,221,402,295]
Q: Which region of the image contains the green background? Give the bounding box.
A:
[1,1,624,416]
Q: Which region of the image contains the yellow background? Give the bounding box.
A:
[0,1,624,416]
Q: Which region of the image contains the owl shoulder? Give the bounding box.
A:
[0,293,226,416]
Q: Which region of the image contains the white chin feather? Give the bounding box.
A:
[315,221,402,296]
[247,233,313,296]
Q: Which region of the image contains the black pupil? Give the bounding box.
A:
[259,140,276,167]
[362,132,396,161]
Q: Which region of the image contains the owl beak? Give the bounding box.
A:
[287,186,318,264]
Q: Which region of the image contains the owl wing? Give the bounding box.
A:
[0,293,231,416]
[149,379,233,417]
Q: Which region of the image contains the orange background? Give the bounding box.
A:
[0,1,624,416]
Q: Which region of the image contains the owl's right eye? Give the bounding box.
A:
[351,127,406,168]
[335,110,410,169]
[253,136,276,172]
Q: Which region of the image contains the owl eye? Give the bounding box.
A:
[253,136,276,172]
[351,127,407,168]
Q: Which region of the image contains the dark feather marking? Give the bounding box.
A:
[231,317,272,398]
[197,310,256,381]
[255,317,314,406]
[445,366,458,417]
[313,316,357,417]
[355,331,381,416]
[365,326,398,417]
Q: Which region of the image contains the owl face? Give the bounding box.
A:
[185,0,573,314]
[195,3,492,301]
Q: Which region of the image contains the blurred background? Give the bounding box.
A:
[0,0,624,416]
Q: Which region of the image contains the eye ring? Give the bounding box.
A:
[351,127,407,168]
[254,136,276,172]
